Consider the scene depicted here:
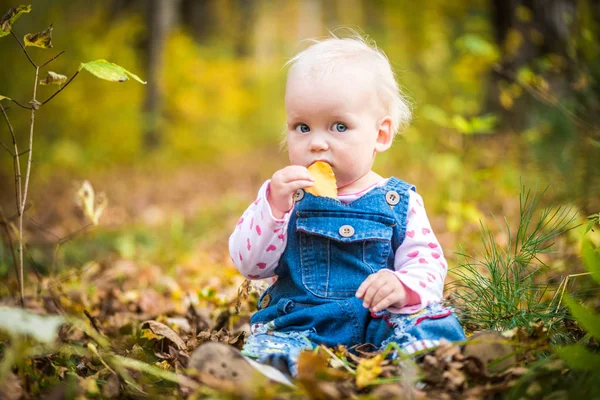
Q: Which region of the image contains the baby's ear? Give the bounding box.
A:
[374,116,393,153]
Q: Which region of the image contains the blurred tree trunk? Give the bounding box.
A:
[488,0,577,129]
[143,0,179,150]
[235,0,254,58]
[180,0,212,42]
[489,0,600,213]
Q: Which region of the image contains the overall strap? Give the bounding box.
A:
[383,177,416,253]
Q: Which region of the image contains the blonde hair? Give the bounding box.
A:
[284,30,412,136]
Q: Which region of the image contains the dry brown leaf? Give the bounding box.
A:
[442,368,466,391]
[141,320,187,350]
[306,161,337,199]
[463,331,516,373]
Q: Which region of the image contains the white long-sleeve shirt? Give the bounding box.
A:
[229,179,447,314]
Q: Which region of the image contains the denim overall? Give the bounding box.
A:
[242,177,465,374]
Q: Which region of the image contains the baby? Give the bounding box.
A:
[192,33,466,383]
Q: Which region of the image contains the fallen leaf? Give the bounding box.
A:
[463,331,516,373]
[356,353,384,389]
[141,320,187,350]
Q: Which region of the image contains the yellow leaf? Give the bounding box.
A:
[141,328,159,341]
[356,354,384,389]
[0,5,32,37]
[156,360,171,370]
[24,24,52,48]
[306,161,337,199]
[0,95,11,101]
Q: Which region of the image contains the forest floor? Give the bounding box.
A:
[0,161,598,399]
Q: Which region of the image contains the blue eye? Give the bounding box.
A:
[295,124,310,133]
[332,122,347,132]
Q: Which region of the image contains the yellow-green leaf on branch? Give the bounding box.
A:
[79,60,146,84]
[24,24,52,48]
[39,71,67,86]
[0,95,11,101]
[0,5,31,38]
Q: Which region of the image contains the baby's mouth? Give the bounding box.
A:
[309,160,332,167]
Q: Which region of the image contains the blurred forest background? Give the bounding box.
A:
[0,0,599,300]
[1,0,600,397]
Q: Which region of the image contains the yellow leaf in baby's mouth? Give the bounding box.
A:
[306,161,337,199]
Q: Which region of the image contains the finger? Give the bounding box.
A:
[284,180,314,195]
[361,278,387,308]
[282,165,314,183]
[370,283,394,307]
[355,274,378,298]
[371,292,403,313]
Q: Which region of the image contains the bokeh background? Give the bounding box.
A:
[0,0,599,285]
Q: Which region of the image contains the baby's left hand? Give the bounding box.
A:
[355,270,408,312]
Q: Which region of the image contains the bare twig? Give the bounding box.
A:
[0,138,13,156]
[1,204,32,225]
[84,310,102,335]
[10,99,32,110]
[14,66,40,305]
[0,205,19,301]
[41,70,79,106]
[50,223,93,276]
[21,66,39,215]
[10,30,37,69]
[40,50,65,69]
[0,103,24,305]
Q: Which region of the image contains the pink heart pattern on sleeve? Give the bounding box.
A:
[228,180,290,280]
[386,191,447,314]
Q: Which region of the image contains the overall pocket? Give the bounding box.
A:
[296,211,395,299]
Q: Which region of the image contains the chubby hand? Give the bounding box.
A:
[355,270,412,312]
[268,166,314,219]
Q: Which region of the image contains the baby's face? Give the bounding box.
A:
[285,65,387,192]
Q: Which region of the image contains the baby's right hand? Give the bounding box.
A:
[268,166,314,219]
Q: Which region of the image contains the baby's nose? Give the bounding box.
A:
[309,134,328,151]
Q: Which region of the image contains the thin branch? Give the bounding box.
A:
[0,103,22,219]
[10,30,37,69]
[0,204,32,224]
[40,50,65,69]
[0,138,13,156]
[26,218,61,240]
[17,149,30,157]
[10,99,32,110]
[84,310,102,335]
[0,205,19,302]
[15,66,40,306]
[20,66,39,215]
[41,70,79,106]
